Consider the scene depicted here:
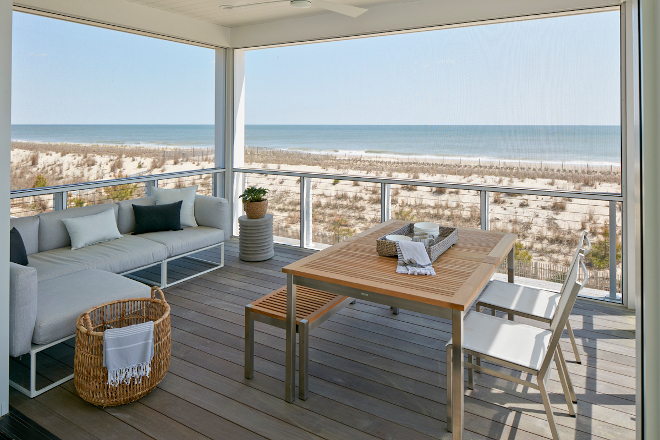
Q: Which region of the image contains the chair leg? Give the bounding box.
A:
[565,320,582,364]
[299,319,310,400]
[556,345,577,403]
[554,349,576,416]
[446,344,452,432]
[350,299,356,305]
[467,354,474,390]
[244,306,254,379]
[538,376,560,440]
[391,306,399,315]
[508,312,514,321]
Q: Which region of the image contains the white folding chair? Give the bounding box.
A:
[475,231,590,363]
[447,253,587,440]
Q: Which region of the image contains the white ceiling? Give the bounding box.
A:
[124,0,411,27]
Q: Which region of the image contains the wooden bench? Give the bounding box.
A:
[244,285,354,400]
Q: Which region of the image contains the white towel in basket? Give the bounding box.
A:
[396,241,436,276]
[103,321,154,387]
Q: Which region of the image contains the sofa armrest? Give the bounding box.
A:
[194,195,231,241]
[9,262,38,357]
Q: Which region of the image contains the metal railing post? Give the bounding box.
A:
[145,180,158,197]
[300,177,312,248]
[381,183,391,223]
[53,191,67,210]
[480,190,489,230]
[609,201,618,299]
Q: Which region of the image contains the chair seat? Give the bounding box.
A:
[478,280,561,321]
[453,312,552,371]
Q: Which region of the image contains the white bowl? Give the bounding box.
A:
[414,222,440,231]
[386,235,412,242]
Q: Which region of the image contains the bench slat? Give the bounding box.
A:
[250,286,348,324]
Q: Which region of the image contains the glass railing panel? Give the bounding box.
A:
[10,195,54,217]
[389,184,481,229]
[156,174,214,196]
[309,178,381,248]
[489,192,622,303]
[66,183,148,208]
[244,173,301,246]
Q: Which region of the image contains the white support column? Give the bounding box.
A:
[231,49,246,237]
[622,0,641,312]
[214,48,227,199]
[0,0,11,417]
[640,0,660,438]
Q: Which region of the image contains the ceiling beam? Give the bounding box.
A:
[230,0,621,49]
[14,0,231,48]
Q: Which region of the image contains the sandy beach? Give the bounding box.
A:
[11,141,622,289]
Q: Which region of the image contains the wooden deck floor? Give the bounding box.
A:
[9,240,637,440]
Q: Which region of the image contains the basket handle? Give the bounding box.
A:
[83,313,93,333]
[151,286,167,304]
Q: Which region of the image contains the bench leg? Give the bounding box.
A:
[391,306,399,315]
[446,344,452,432]
[350,300,356,305]
[244,305,254,379]
[299,319,310,400]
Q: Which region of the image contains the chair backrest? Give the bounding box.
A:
[556,231,590,298]
[539,252,588,375]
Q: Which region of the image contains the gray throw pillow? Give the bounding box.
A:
[61,209,122,250]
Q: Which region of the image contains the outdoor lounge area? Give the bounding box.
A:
[6,240,636,440]
[0,0,658,440]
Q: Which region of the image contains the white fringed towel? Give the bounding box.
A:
[396,241,436,276]
[103,321,154,387]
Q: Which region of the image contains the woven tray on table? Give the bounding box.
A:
[376,223,458,263]
[74,286,171,407]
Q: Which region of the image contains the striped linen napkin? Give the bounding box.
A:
[103,321,154,387]
[395,241,436,276]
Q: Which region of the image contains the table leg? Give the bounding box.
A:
[507,247,515,283]
[285,274,296,403]
[451,309,464,439]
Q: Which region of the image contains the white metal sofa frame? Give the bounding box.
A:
[475,232,590,364]
[10,243,224,398]
[446,252,587,440]
[124,241,225,288]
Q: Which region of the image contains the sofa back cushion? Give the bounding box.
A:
[116,196,156,234]
[37,204,119,252]
[10,216,39,255]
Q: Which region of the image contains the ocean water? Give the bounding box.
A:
[11,124,621,165]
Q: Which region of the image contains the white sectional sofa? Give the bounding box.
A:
[9,194,230,397]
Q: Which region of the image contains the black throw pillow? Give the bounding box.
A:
[10,227,29,266]
[132,201,183,235]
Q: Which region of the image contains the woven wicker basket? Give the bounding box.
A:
[376,223,458,263]
[74,286,171,407]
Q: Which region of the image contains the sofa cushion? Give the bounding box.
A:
[138,226,225,257]
[9,263,38,357]
[10,216,39,255]
[117,196,156,234]
[194,195,231,241]
[37,204,119,252]
[28,235,168,282]
[33,269,151,345]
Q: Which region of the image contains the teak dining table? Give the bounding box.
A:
[281,219,517,440]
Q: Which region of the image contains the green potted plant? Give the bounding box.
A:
[240,186,269,219]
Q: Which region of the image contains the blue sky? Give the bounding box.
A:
[11,12,215,124]
[11,10,620,125]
